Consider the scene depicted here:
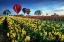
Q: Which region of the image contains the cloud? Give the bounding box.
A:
[58,6,64,10]
[52,6,64,12]
[55,11,64,15]
[50,6,64,15]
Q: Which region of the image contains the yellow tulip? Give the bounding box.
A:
[12,40,15,42]
[25,36,30,41]
[19,29,21,32]
[7,32,9,37]
[49,32,52,36]
[53,27,55,30]
[22,28,25,32]
[21,34,24,37]
[34,29,36,33]
[34,29,38,33]
[40,33,42,36]
[50,37,52,41]
[52,30,54,34]
[12,33,16,38]
[17,25,20,28]
[18,34,20,40]
[55,24,60,28]
[9,22,12,25]
[31,24,36,28]
[54,32,57,35]
[15,40,18,42]
[38,26,41,31]
[61,35,64,41]
[10,35,13,38]
[10,30,13,34]
[58,33,61,39]
[47,25,50,28]
[24,39,27,42]
[53,37,56,40]
[42,29,44,31]
[41,23,44,26]
[61,38,63,41]
[22,30,26,35]
[16,29,18,33]
[44,31,47,36]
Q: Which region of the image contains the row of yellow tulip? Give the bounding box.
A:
[7,16,64,42]
[0,17,5,30]
[0,17,5,24]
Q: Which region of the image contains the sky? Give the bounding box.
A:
[0,0,64,16]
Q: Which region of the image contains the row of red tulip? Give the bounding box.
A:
[17,16,64,21]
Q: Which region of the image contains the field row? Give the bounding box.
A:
[17,16,64,21]
[0,17,5,30]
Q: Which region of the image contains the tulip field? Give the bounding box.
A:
[0,16,64,42]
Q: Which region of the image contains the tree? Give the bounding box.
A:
[3,11,6,15]
[46,13,48,16]
[3,10,11,16]
[20,14,24,16]
[54,13,56,16]
[34,10,42,16]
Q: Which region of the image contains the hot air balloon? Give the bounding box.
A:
[26,9,31,15]
[13,4,22,15]
[46,13,48,16]
[54,13,56,16]
[22,8,26,14]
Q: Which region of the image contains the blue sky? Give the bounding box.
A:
[0,0,64,16]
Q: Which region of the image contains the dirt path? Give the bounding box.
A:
[0,17,7,42]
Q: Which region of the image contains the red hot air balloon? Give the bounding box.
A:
[13,4,22,14]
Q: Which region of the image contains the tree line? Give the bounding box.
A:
[3,9,59,16]
[3,9,42,16]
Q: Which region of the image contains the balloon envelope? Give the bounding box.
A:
[26,9,31,14]
[26,9,31,13]
[22,8,26,14]
[13,4,22,14]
